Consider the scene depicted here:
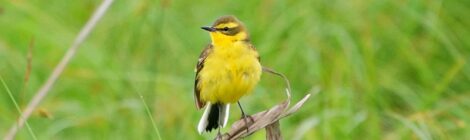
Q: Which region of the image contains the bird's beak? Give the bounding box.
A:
[201,26,216,32]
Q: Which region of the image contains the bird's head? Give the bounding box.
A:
[201,15,250,46]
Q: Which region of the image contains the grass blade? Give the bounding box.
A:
[1,75,37,140]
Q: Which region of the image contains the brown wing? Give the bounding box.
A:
[194,44,213,109]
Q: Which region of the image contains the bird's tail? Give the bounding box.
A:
[197,102,230,134]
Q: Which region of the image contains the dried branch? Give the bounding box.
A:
[218,94,311,140]
[216,67,313,140]
[265,121,281,140]
[3,0,114,139]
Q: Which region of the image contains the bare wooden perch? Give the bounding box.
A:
[218,94,311,140]
[215,67,313,140]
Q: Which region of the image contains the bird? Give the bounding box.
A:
[194,15,262,135]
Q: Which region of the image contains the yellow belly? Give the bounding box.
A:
[198,43,262,104]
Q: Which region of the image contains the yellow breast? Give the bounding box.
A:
[198,42,262,103]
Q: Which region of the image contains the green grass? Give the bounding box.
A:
[1,0,469,139]
[1,74,37,140]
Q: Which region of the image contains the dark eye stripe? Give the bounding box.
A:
[214,27,229,31]
[215,26,241,36]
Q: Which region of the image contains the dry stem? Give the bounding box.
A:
[214,67,313,140]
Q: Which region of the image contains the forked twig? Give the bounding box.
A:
[3,0,114,139]
[215,67,313,140]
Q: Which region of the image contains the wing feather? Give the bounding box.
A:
[194,44,213,109]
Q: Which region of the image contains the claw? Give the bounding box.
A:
[240,114,253,133]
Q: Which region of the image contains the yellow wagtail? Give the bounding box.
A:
[194,15,262,134]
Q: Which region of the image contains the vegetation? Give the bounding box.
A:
[1,0,469,139]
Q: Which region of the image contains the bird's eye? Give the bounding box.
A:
[223,27,229,31]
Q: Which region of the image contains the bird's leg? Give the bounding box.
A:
[216,127,222,139]
[237,101,253,133]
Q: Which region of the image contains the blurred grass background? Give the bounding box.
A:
[1,0,469,139]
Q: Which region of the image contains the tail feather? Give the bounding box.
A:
[197,102,230,134]
[206,103,219,131]
[220,103,229,127]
